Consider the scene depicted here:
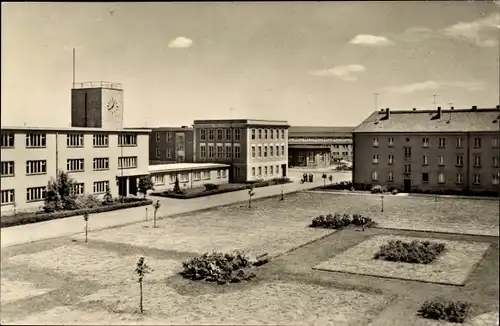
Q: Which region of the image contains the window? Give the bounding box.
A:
[153,174,165,185]
[156,133,160,142]
[308,152,315,163]
[26,160,47,175]
[404,147,411,157]
[208,144,214,158]
[438,137,446,148]
[274,145,278,157]
[258,146,262,157]
[456,156,464,167]
[422,155,428,165]
[225,129,232,141]
[276,165,279,174]
[281,130,285,139]
[422,173,429,182]
[473,174,481,185]
[1,161,14,177]
[118,134,137,147]
[234,145,241,158]
[264,166,268,176]
[180,173,189,182]
[269,146,274,157]
[372,154,379,164]
[270,166,274,175]
[493,138,499,148]
[91,158,109,171]
[388,154,394,165]
[474,156,481,167]
[118,156,137,169]
[298,153,304,162]
[388,137,394,147]
[252,146,256,158]
[456,138,463,148]
[192,171,201,181]
[170,174,177,183]
[1,133,15,148]
[258,129,262,140]
[216,144,223,158]
[217,129,223,141]
[93,181,109,194]
[93,134,109,147]
[422,137,429,148]
[222,169,227,178]
[200,129,206,141]
[217,170,221,179]
[373,138,379,147]
[200,144,207,159]
[234,167,241,179]
[493,173,499,185]
[258,167,262,176]
[71,183,85,196]
[208,130,214,141]
[372,171,378,181]
[234,129,241,140]
[167,132,173,142]
[202,171,210,180]
[249,129,255,140]
[167,148,172,158]
[1,189,15,205]
[493,156,499,167]
[456,173,464,184]
[67,159,84,172]
[270,130,274,140]
[388,172,394,181]
[320,153,325,162]
[225,144,232,158]
[438,173,445,184]
[155,148,161,158]
[404,164,411,173]
[27,186,46,202]
[67,134,84,147]
[281,145,285,156]
[26,133,46,148]
[264,129,268,140]
[252,167,256,177]
[474,137,481,149]
[264,146,268,158]
[438,156,444,166]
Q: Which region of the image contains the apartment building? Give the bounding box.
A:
[353,106,500,193]
[192,119,290,183]
[1,127,150,214]
[148,126,194,165]
[288,126,354,165]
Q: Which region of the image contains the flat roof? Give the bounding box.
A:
[1,126,152,134]
[193,119,289,127]
[149,163,230,173]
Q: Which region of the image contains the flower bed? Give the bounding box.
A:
[418,298,472,323]
[0,198,152,228]
[310,213,376,229]
[373,239,446,264]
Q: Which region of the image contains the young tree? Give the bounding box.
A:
[322,173,327,186]
[173,177,181,194]
[153,200,161,228]
[103,186,113,205]
[83,212,89,243]
[328,175,333,183]
[138,175,154,199]
[134,257,152,314]
[248,185,255,208]
[44,170,78,212]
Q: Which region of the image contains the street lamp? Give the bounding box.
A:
[381,193,384,212]
[153,200,161,228]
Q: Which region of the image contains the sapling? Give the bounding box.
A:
[322,173,327,186]
[248,185,255,208]
[134,257,151,314]
[328,175,333,183]
[153,200,161,228]
[83,212,89,243]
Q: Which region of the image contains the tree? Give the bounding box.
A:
[153,200,161,228]
[134,257,152,314]
[322,173,327,186]
[83,212,89,243]
[248,185,255,208]
[138,175,154,199]
[44,170,78,212]
[173,177,182,194]
[103,186,113,205]
[328,175,333,183]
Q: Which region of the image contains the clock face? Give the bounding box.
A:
[107,98,120,114]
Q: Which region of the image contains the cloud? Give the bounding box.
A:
[441,13,499,47]
[349,34,394,46]
[168,36,193,48]
[309,64,366,81]
[385,80,485,94]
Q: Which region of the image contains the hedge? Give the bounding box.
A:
[418,298,472,323]
[1,198,153,228]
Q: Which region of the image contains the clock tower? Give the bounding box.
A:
[71,81,124,129]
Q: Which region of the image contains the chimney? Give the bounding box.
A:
[437,106,441,118]
[385,108,390,119]
[471,105,477,111]
[496,105,499,109]
[451,107,454,110]
[412,108,416,111]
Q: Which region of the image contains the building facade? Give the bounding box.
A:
[149,163,229,192]
[192,119,290,183]
[288,126,354,165]
[148,127,194,165]
[353,106,500,193]
[1,127,150,214]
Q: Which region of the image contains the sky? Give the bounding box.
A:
[1,1,499,128]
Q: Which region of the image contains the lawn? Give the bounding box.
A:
[0,278,53,303]
[313,235,491,286]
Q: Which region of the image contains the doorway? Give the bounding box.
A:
[129,176,138,196]
[281,164,287,177]
[404,179,412,193]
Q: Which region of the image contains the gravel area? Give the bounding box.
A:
[0,278,53,303]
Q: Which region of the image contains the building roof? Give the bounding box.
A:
[288,144,333,150]
[354,107,500,133]
[1,126,151,134]
[193,119,289,127]
[148,163,230,173]
[289,139,352,145]
[130,126,193,131]
[288,126,354,134]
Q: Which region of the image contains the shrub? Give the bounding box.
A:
[391,189,398,195]
[75,194,102,209]
[269,177,290,185]
[310,213,375,229]
[44,170,79,213]
[371,185,386,194]
[418,298,472,323]
[374,240,446,264]
[102,187,114,205]
[180,251,257,284]
[138,176,155,198]
[204,183,220,192]
[173,177,182,194]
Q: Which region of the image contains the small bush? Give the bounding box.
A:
[180,251,257,284]
[204,183,220,192]
[391,189,398,195]
[374,240,446,264]
[310,213,375,229]
[418,298,472,323]
[75,194,102,209]
[371,185,386,194]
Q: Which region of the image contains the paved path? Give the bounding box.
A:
[0,172,350,249]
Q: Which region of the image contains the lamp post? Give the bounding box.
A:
[83,212,89,243]
[153,200,161,228]
[381,193,384,212]
[280,183,284,201]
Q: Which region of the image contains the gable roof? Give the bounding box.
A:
[354,107,500,133]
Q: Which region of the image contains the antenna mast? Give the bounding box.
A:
[374,93,379,111]
[432,94,439,110]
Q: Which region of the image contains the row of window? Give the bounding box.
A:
[200,144,241,159]
[1,157,137,176]
[372,154,499,168]
[373,136,500,149]
[155,132,174,142]
[297,152,328,163]
[1,133,138,149]
[200,129,242,141]
[372,171,499,186]
[289,137,351,141]
[251,145,286,158]
[151,169,228,186]
[332,152,351,157]
[251,129,285,140]
[251,165,281,178]
[1,181,111,205]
